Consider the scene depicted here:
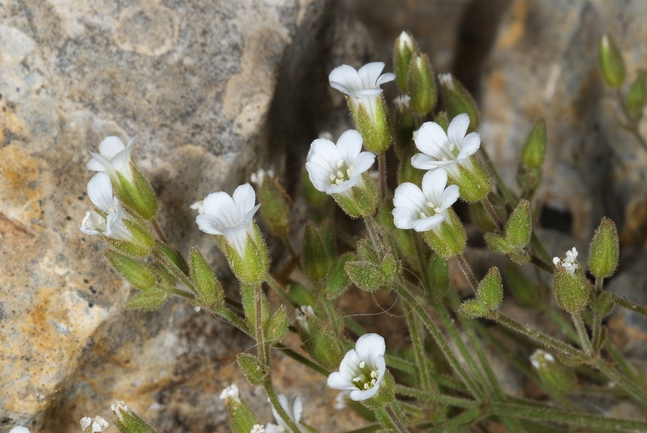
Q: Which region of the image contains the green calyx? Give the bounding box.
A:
[588,217,619,279]
[331,174,378,219]
[421,208,467,259]
[350,93,392,154]
[189,247,224,309]
[484,199,532,264]
[599,34,626,88]
[408,54,437,115]
[440,76,480,131]
[219,224,270,284]
[459,267,503,318]
[112,402,158,433]
[521,118,547,169]
[115,163,158,220]
[553,266,589,314]
[451,157,492,203]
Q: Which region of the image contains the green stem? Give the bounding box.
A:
[265,274,299,308]
[274,343,330,376]
[493,401,647,431]
[265,378,302,433]
[479,146,516,205]
[592,358,647,408]
[394,282,484,400]
[456,254,479,293]
[378,152,388,201]
[254,283,267,365]
[395,385,477,408]
[344,425,381,433]
[323,299,343,338]
[386,404,410,433]
[571,313,593,356]
[427,407,482,433]
[530,233,553,265]
[480,198,504,231]
[529,254,554,274]
[616,88,647,152]
[214,307,249,334]
[605,341,637,382]
[611,292,647,317]
[403,299,434,395]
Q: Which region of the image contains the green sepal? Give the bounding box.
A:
[189,247,224,309]
[393,31,419,93]
[223,395,260,433]
[531,350,577,394]
[239,283,270,331]
[450,157,491,203]
[380,253,400,286]
[427,254,449,299]
[115,164,158,220]
[345,260,385,292]
[350,93,392,154]
[265,305,289,344]
[236,353,269,386]
[593,291,615,318]
[361,371,396,408]
[440,76,480,131]
[627,71,647,121]
[332,174,378,219]
[218,223,270,284]
[408,54,437,115]
[326,252,354,299]
[104,250,156,290]
[112,403,158,433]
[457,299,489,319]
[521,119,547,169]
[152,242,193,288]
[103,220,154,258]
[459,267,503,318]
[302,222,331,283]
[553,267,589,314]
[503,264,543,308]
[125,285,169,311]
[505,199,532,249]
[258,175,291,238]
[421,209,467,259]
[599,34,625,88]
[155,242,189,274]
[588,217,619,279]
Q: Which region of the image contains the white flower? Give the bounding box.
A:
[80,416,109,432]
[266,394,305,433]
[306,130,376,195]
[250,169,275,187]
[87,136,136,183]
[219,383,240,403]
[411,113,481,177]
[251,425,266,433]
[530,349,555,370]
[111,401,130,423]
[327,333,387,401]
[392,169,459,232]
[9,427,30,433]
[195,184,260,256]
[397,31,414,52]
[329,62,395,122]
[553,247,579,275]
[80,172,136,242]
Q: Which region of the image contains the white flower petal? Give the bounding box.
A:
[413,214,445,232]
[358,62,386,88]
[376,72,396,86]
[98,136,126,159]
[447,113,470,147]
[9,427,31,433]
[232,183,257,219]
[336,130,363,162]
[422,169,448,207]
[87,173,115,213]
[349,386,380,401]
[414,122,449,158]
[80,211,106,235]
[195,214,226,236]
[329,64,362,94]
[327,372,356,391]
[441,184,460,210]
[355,333,385,362]
[457,132,481,159]
[410,153,446,170]
[292,396,303,423]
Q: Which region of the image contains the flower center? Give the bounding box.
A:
[329,159,355,185]
[351,360,380,391]
[418,202,442,219]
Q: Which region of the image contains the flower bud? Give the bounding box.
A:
[434,111,450,132]
[393,95,416,158]
[393,31,419,92]
[189,247,225,309]
[594,291,615,318]
[104,250,156,291]
[599,34,626,88]
[111,401,157,433]
[459,267,503,318]
[588,217,619,279]
[345,259,385,292]
[438,73,480,131]
[125,285,169,311]
[237,353,269,386]
[421,208,467,259]
[521,119,547,169]
[80,416,109,433]
[294,306,344,369]
[505,199,532,249]
[302,222,332,283]
[325,252,353,299]
[265,305,289,344]
[530,350,577,394]
[220,384,261,433]
[627,71,647,121]
[553,263,589,314]
[253,171,291,238]
[408,54,437,115]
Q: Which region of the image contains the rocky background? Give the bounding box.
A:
[1,0,646,432]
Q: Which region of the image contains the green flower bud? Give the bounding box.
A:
[521,119,547,169]
[516,164,542,198]
[438,73,480,131]
[435,111,450,132]
[594,291,615,318]
[421,208,467,259]
[503,264,543,308]
[345,260,385,292]
[104,250,156,290]
[325,252,353,299]
[427,254,449,299]
[294,305,344,369]
[111,401,157,433]
[302,222,332,283]
[553,250,589,314]
[220,384,260,433]
[393,95,416,158]
[589,217,619,279]
[253,170,291,238]
[189,247,224,309]
[599,34,626,88]
[237,353,269,386]
[530,350,577,394]
[125,285,169,311]
[265,305,289,344]
[505,199,532,249]
[451,156,491,203]
[393,31,419,92]
[332,174,378,218]
[459,267,504,318]
[408,54,437,115]
[627,71,647,121]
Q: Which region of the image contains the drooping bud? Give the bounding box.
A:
[438,73,480,131]
[599,34,626,88]
[530,350,577,394]
[393,31,419,92]
[111,401,157,433]
[408,54,437,115]
[189,247,225,309]
[588,217,619,279]
[104,250,156,290]
[627,71,647,121]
